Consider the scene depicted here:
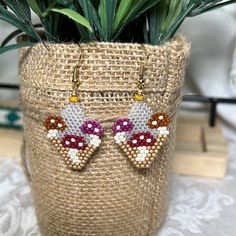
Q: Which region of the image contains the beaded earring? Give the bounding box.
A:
[112,45,170,169]
[44,49,104,171]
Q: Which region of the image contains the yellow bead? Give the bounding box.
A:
[69,96,80,103]
[133,93,145,101]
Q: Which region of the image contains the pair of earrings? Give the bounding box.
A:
[44,46,170,171]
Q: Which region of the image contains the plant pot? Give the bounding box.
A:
[19,36,189,236]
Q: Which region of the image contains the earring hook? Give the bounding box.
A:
[133,45,150,102]
[69,44,83,103]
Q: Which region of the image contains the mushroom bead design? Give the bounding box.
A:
[112,102,170,169]
[44,102,104,171]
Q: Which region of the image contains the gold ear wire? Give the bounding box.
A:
[69,44,83,103]
[133,44,150,102]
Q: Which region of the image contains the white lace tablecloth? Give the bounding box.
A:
[0,141,235,236]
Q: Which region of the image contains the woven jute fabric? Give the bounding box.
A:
[19,35,190,236]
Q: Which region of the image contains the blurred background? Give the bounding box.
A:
[0,5,236,236]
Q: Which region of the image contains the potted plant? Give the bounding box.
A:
[0,1,235,235]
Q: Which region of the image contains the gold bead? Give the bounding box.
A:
[69,96,80,103]
[133,93,144,101]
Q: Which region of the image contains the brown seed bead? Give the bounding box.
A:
[84,157,88,161]
[161,138,165,141]
[52,140,57,144]
[157,146,161,150]
[159,142,163,146]
[141,164,145,168]
[128,155,132,159]
[82,160,86,164]
[150,150,154,154]
[150,157,154,161]
[128,147,132,151]
[136,164,141,168]
[131,158,135,162]
[146,165,150,168]
[163,135,167,138]
[148,161,152,165]
[131,151,135,155]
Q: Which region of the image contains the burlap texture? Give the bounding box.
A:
[19,35,190,236]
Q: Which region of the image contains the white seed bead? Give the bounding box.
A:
[152,121,158,125]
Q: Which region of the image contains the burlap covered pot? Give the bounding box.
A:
[19,35,189,236]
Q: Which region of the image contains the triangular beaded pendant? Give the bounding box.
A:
[44,99,104,171]
[112,101,170,169]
